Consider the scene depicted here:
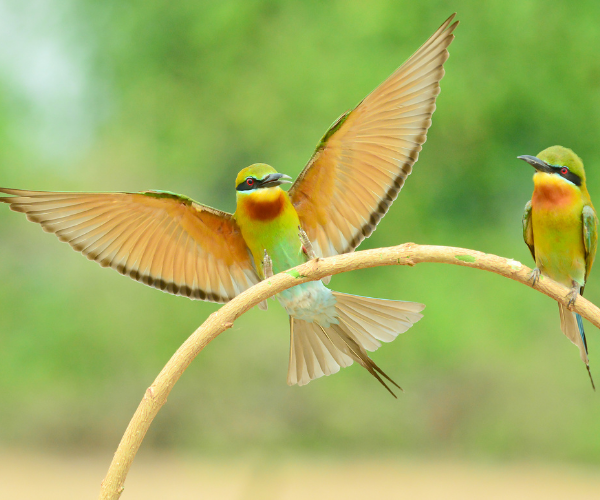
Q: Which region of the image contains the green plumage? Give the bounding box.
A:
[520,145,598,389]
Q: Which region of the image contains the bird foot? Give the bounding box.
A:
[262,249,273,279]
[528,267,541,286]
[298,226,318,260]
[298,226,331,285]
[567,281,581,308]
[258,250,272,311]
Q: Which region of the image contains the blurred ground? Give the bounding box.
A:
[2,451,600,500]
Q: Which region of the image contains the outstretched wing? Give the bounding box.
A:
[289,14,458,257]
[582,204,598,293]
[0,188,260,302]
[523,200,535,262]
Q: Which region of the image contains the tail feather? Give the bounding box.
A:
[296,324,316,382]
[288,319,350,386]
[339,293,425,312]
[340,293,424,322]
[576,313,588,352]
[341,300,406,334]
[290,320,316,385]
[304,323,339,376]
[336,309,387,350]
[558,303,595,390]
[330,323,401,398]
[337,301,415,342]
[312,323,354,370]
[287,292,424,396]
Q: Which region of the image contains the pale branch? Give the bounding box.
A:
[98,243,600,499]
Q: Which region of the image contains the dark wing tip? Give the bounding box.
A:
[108,259,231,303]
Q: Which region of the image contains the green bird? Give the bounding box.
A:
[0,15,458,395]
[519,146,598,388]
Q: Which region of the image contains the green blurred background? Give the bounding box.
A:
[1,0,600,493]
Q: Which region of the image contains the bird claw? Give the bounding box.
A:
[258,250,273,311]
[262,249,273,279]
[298,226,318,260]
[528,267,541,286]
[298,226,331,284]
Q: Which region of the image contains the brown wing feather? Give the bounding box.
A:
[289,14,458,257]
[0,188,259,302]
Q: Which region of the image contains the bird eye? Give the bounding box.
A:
[246,178,254,186]
[560,167,568,175]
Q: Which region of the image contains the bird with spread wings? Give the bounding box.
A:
[1,15,458,395]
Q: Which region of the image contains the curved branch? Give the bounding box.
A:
[98,243,600,499]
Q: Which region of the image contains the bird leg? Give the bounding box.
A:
[298,226,331,285]
[258,249,272,311]
[298,226,317,260]
[262,249,273,279]
[567,280,581,308]
[528,267,541,286]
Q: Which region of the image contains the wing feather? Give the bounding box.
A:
[0,188,259,302]
[148,216,177,277]
[290,15,457,256]
[522,200,535,262]
[582,204,598,293]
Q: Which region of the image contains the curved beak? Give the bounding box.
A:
[259,173,293,188]
[517,155,552,173]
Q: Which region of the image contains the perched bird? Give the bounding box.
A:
[519,146,598,388]
[0,15,458,396]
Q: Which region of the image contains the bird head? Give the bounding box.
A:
[518,146,586,188]
[235,164,292,194]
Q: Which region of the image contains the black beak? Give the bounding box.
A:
[517,155,552,173]
[259,173,293,188]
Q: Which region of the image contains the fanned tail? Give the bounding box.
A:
[288,292,424,397]
[558,303,595,390]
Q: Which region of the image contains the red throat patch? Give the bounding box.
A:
[243,191,286,221]
[532,176,578,210]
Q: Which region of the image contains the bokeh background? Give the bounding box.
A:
[1,0,600,498]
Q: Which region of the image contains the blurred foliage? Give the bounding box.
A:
[1,0,600,464]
